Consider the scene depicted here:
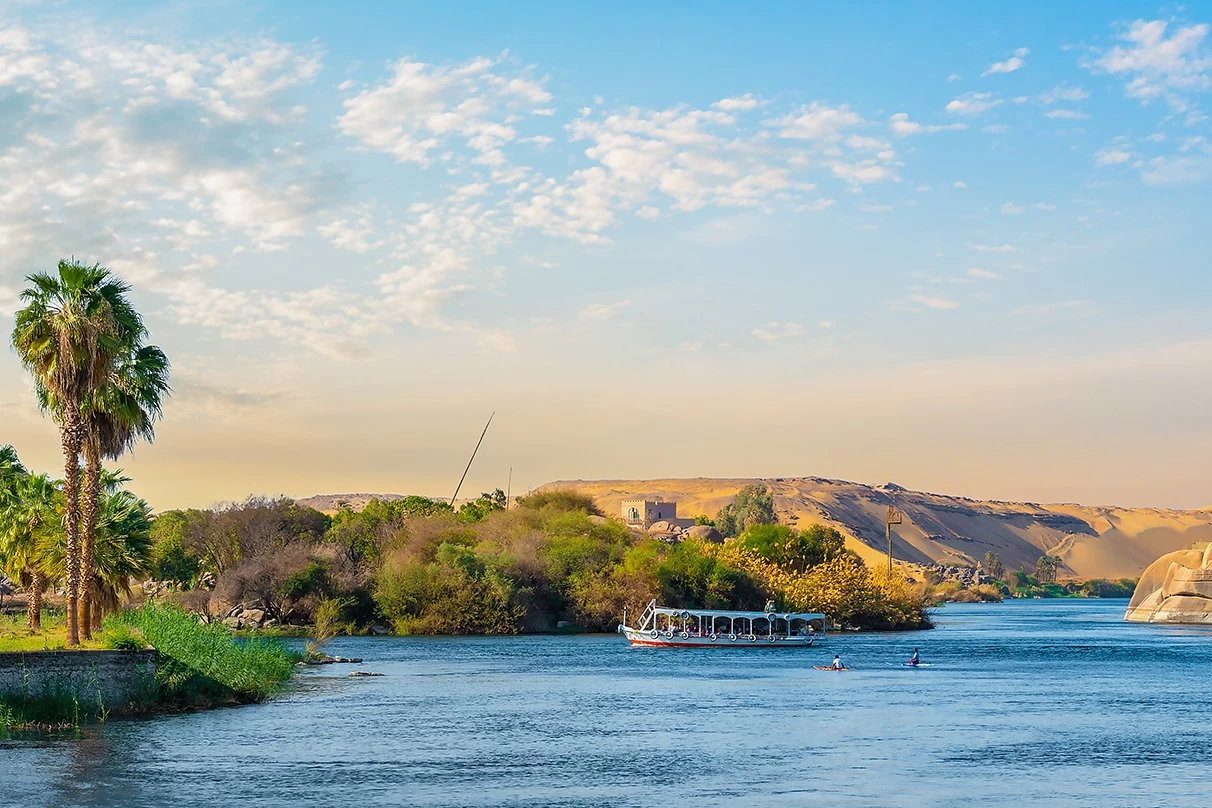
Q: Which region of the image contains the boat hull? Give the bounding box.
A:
[623,628,817,648]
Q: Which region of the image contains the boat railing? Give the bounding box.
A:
[632,599,657,631]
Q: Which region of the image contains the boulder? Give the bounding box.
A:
[369,624,390,636]
[242,608,267,626]
[1126,545,1212,624]
[684,525,724,543]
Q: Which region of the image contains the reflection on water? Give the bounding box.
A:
[3,600,1210,807]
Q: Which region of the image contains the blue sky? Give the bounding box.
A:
[2,1,1212,508]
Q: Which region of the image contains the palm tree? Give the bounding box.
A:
[0,445,28,613]
[77,344,170,637]
[37,472,153,630]
[0,473,62,631]
[10,260,145,645]
[89,487,154,629]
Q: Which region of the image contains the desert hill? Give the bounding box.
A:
[295,493,408,513]
[541,477,1212,579]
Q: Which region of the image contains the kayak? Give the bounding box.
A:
[813,666,849,671]
[900,662,932,667]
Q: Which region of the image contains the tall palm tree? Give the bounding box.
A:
[0,473,61,631]
[11,260,145,645]
[77,344,170,637]
[38,472,153,630]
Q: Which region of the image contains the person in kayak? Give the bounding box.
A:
[908,648,920,666]
[832,654,845,670]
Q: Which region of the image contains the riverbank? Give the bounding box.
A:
[0,603,297,734]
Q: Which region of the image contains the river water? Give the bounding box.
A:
[2,600,1210,807]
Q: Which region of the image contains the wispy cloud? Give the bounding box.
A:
[945,92,1003,116]
[982,47,1029,77]
[752,321,806,341]
[1088,20,1212,109]
[578,300,631,322]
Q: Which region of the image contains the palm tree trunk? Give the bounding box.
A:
[27,570,43,632]
[60,410,82,647]
[79,441,102,640]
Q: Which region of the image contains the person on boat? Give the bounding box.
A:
[832,654,845,670]
[908,648,920,666]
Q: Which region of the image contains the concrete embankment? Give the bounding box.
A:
[0,650,157,709]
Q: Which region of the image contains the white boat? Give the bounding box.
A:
[619,599,829,647]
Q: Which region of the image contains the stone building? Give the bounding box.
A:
[622,499,694,530]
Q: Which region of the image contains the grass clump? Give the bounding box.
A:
[113,602,296,706]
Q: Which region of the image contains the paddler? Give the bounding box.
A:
[908,648,920,666]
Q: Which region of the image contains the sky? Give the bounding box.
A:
[2,1,1212,510]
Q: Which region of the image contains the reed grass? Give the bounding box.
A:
[113,602,298,706]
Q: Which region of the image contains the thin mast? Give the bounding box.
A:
[451,412,495,506]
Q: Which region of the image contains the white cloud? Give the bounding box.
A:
[982,47,1029,76]
[818,320,833,329]
[752,321,806,341]
[338,57,551,165]
[888,112,967,136]
[578,300,631,322]
[972,243,1017,253]
[1090,20,1212,108]
[318,211,384,253]
[1044,109,1089,120]
[1040,83,1090,104]
[1095,147,1133,166]
[1000,202,1024,215]
[1140,145,1212,185]
[953,180,967,189]
[967,267,1001,280]
[713,93,762,111]
[945,92,1003,116]
[770,103,864,141]
[910,293,960,310]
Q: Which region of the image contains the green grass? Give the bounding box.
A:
[113,602,298,706]
[0,610,110,652]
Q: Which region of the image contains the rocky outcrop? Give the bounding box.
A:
[1125,544,1212,624]
[684,525,724,543]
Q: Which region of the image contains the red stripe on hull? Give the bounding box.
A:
[626,638,813,648]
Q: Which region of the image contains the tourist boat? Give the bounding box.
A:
[619,599,829,647]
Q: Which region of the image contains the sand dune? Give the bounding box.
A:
[542,477,1212,579]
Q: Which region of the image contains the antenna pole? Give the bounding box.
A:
[451,412,495,506]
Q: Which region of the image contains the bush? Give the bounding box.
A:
[515,488,602,515]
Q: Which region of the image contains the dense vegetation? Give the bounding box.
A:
[145,487,932,633]
[1,448,156,633]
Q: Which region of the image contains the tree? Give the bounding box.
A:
[0,473,61,631]
[75,343,170,637]
[35,475,154,630]
[982,551,1005,581]
[11,260,145,645]
[1036,555,1059,585]
[715,484,776,537]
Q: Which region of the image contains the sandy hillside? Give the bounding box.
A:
[541,477,1212,579]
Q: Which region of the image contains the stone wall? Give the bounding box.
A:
[0,650,156,709]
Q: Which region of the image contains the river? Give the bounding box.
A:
[2,600,1210,807]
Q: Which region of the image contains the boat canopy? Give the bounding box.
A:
[649,606,828,622]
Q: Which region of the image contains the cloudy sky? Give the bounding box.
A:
[2,1,1212,510]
